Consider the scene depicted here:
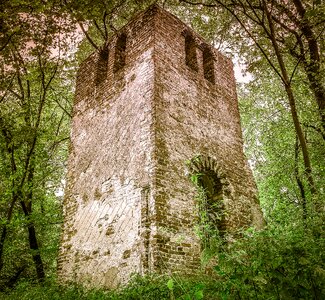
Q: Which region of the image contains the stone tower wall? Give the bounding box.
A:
[58,9,158,288]
[58,5,264,289]
[150,8,263,274]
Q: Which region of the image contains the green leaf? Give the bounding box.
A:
[195,290,204,299]
[167,279,174,290]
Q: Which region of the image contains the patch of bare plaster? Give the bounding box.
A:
[104,267,119,288]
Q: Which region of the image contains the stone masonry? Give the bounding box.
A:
[58,5,264,289]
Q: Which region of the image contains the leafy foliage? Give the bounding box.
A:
[2,217,324,299]
[0,0,76,286]
[0,0,324,299]
[212,220,325,299]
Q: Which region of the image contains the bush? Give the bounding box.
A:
[210,220,325,299]
[2,216,324,300]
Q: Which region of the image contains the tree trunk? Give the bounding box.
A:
[20,157,45,282]
[20,200,45,281]
[292,0,325,136]
[294,136,307,221]
[263,0,316,196]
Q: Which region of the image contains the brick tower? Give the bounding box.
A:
[58,5,264,288]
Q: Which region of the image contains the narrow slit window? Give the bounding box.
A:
[95,47,109,85]
[203,47,215,84]
[114,33,127,73]
[185,34,198,72]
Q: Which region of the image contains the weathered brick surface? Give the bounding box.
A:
[58,5,264,289]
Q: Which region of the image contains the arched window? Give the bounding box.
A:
[202,46,215,84]
[114,33,127,73]
[197,171,225,242]
[187,155,227,248]
[184,34,198,72]
[95,47,109,85]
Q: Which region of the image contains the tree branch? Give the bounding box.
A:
[78,21,98,50]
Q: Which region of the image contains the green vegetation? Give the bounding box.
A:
[2,220,324,299]
[0,0,324,299]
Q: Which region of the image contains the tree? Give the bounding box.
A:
[62,0,156,55]
[0,1,75,284]
[238,67,324,224]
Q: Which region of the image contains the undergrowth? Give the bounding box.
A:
[2,217,324,299]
